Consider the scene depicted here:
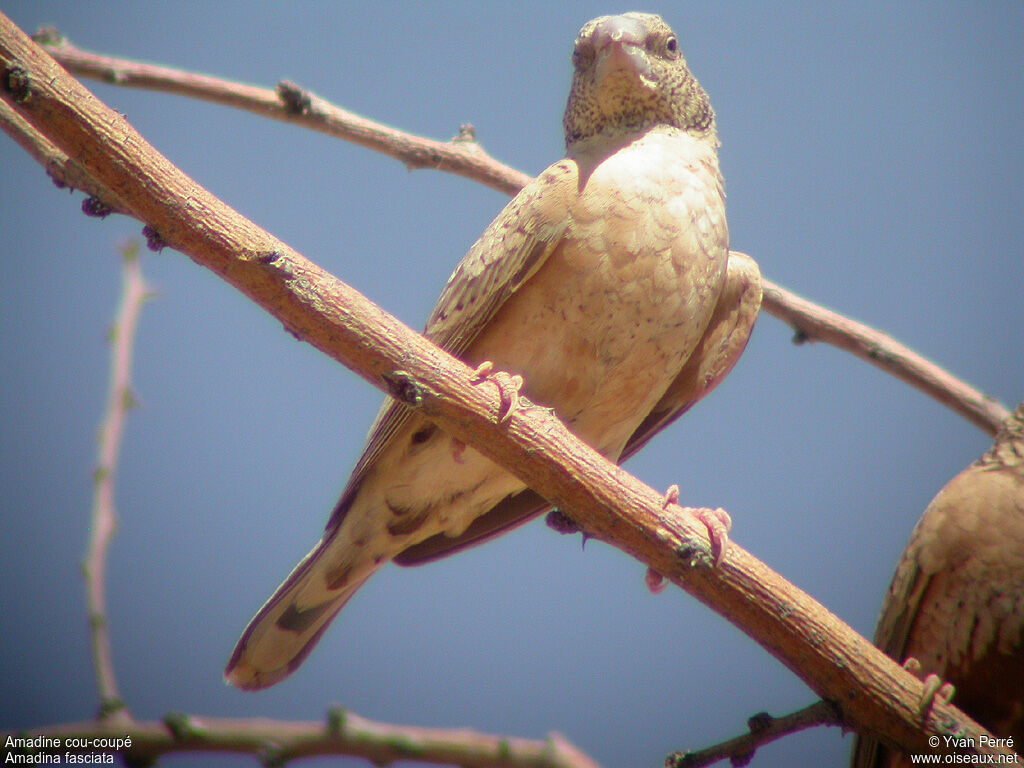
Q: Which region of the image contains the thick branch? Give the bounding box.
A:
[84,243,148,722]
[34,32,1009,435]
[0,712,600,768]
[0,96,129,215]
[1,15,1015,762]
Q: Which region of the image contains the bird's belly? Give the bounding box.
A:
[465,233,723,459]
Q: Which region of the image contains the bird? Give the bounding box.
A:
[851,401,1024,767]
[226,12,761,690]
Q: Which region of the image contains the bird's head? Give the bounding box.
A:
[563,13,715,154]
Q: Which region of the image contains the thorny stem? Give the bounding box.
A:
[665,700,843,768]
[84,242,148,722]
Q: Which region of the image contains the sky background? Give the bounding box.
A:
[2,2,1022,766]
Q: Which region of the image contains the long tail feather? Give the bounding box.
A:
[225,534,378,690]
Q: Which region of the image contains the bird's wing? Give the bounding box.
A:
[848,503,939,768]
[850,469,975,768]
[394,250,761,565]
[853,450,1024,766]
[617,251,761,460]
[324,162,573,533]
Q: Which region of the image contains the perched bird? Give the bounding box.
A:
[851,402,1024,767]
[226,12,761,690]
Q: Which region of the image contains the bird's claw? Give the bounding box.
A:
[902,657,922,675]
[661,485,731,566]
[645,567,667,594]
[472,361,524,423]
[692,506,731,566]
[662,484,680,507]
[901,659,955,717]
[916,674,955,717]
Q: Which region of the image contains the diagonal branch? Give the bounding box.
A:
[1,14,1016,762]
[31,28,529,197]
[759,282,1008,434]
[33,30,1009,435]
[0,95,129,215]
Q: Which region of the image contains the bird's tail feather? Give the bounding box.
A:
[225,534,379,690]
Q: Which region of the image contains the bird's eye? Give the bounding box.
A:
[666,36,678,54]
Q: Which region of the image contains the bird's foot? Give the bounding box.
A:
[471,361,524,423]
[662,484,680,507]
[661,485,731,565]
[645,567,667,594]
[451,437,467,464]
[901,658,956,717]
[693,507,731,566]
[661,486,731,565]
[918,675,955,717]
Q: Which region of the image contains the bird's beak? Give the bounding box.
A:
[590,15,651,87]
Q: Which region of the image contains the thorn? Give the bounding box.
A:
[747,712,774,733]
[142,224,167,252]
[381,370,424,407]
[326,705,347,736]
[276,80,312,115]
[4,64,32,103]
[452,123,477,142]
[82,196,114,219]
[545,509,580,535]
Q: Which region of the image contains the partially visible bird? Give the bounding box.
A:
[851,402,1024,767]
[226,12,761,690]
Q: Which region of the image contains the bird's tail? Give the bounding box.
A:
[225,532,380,690]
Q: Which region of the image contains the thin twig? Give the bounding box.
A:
[35,29,529,197]
[760,280,1009,434]
[84,242,148,722]
[2,16,1015,760]
[0,711,601,768]
[665,701,842,768]
[34,32,1009,435]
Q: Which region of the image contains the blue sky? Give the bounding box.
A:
[2,3,1022,766]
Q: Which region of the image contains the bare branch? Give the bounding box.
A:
[665,701,842,768]
[1,15,1015,761]
[84,242,148,723]
[0,711,601,768]
[34,31,1008,435]
[35,29,529,197]
[760,280,1009,434]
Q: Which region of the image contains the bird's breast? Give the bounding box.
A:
[468,131,728,458]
